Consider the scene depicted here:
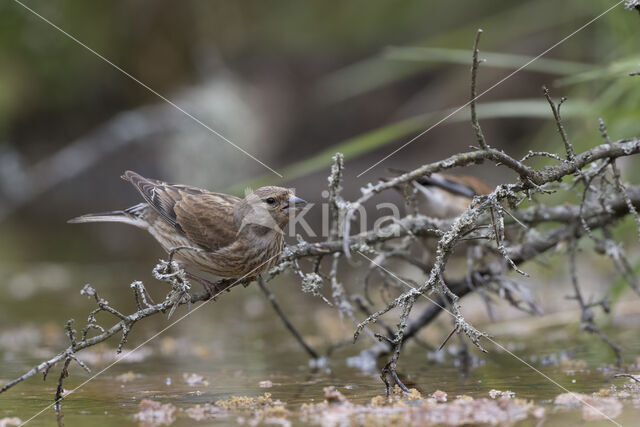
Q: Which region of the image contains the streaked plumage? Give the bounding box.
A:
[69,171,306,293]
[388,168,492,218]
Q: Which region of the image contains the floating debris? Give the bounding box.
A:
[248,405,291,426]
[182,392,286,424]
[554,392,622,421]
[488,389,515,399]
[182,373,209,387]
[0,418,22,427]
[133,399,177,426]
[601,377,640,407]
[185,404,229,421]
[300,386,543,426]
[431,390,447,403]
[215,392,275,410]
[324,386,347,404]
[259,380,274,388]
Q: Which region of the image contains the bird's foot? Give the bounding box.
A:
[185,272,221,300]
[201,280,222,300]
[243,276,257,287]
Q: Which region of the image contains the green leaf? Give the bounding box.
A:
[384,46,594,75]
[554,57,640,86]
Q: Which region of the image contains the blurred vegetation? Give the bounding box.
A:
[1,4,640,423]
[1,1,639,304]
[1,1,637,151]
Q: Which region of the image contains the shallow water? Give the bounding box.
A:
[1,261,639,426]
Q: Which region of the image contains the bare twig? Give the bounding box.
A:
[0,261,250,396]
[257,277,321,361]
[614,373,640,383]
[543,86,575,160]
[611,159,640,239]
[567,233,622,365]
[470,29,489,150]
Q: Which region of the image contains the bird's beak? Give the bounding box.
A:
[284,195,307,211]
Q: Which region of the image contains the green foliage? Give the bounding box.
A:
[226,99,591,194]
[314,1,603,104]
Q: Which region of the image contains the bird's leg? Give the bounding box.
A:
[184,272,221,300]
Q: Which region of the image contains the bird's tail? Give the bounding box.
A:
[67,203,148,229]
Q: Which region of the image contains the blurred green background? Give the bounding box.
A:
[1,1,640,425]
[1,0,639,261]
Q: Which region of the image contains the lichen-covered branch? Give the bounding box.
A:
[0,261,250,396]
[4,29,640,402]
[337,31,640,391]
[3,136,640,398]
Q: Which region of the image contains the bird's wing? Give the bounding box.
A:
[415,174,492,198]
[438,174,493,196]
[386,168,492,197]
[122,170,240,251]
[173,192,240,252]
[414,174,478,198]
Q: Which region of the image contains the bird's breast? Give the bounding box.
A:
[177,231,284,279]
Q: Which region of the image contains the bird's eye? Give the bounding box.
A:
[265,197,276,205]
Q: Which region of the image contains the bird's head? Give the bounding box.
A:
[235,186,307,233]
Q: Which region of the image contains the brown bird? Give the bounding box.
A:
[69,171,307,295]
[388,168,492,218]
[386,170,494,276]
